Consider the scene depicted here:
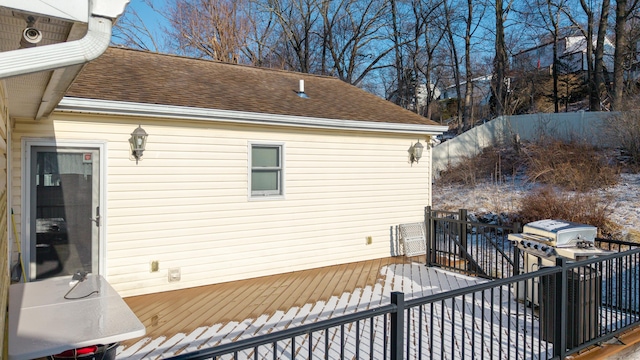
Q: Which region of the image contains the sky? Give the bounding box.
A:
[113,0,169,51]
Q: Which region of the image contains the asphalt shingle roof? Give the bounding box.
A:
[66,47,440,126]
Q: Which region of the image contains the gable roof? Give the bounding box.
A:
[64,47,441,128]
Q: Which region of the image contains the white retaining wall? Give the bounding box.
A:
[432,111,618,176]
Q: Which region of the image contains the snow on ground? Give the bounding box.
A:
[432,173,640,241]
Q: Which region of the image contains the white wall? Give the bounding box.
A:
[11,113,434,297]
[432,111,616,176]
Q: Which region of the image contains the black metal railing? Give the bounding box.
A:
[425,207,522,279]
[596,237,640,252]
[167,248,640,360]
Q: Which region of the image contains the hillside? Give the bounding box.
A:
[432,142,640,242]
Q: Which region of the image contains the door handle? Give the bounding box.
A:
[90,206,100,227]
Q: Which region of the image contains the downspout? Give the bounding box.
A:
[0,1,128,79]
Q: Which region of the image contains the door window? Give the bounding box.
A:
[29,147,100,280]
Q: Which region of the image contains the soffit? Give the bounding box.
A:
[0,6,85,119]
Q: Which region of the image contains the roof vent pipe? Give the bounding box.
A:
[297,79,309,99]
[0,0,130,79]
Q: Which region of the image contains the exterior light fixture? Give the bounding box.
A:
[19,16,42,48]
[129,125,148,164]
[409,140,424,165]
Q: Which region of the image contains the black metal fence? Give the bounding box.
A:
[166,210,640,360]
[167,247,640,360]
[424,207,522,279]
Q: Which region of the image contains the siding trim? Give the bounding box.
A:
[57,98,449,135]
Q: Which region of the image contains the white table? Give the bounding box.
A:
[9,275,145,360]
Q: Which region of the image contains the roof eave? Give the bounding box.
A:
[57,97,448,135]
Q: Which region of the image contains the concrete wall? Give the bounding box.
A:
[432,111,617,176]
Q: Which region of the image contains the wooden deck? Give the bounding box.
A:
[120,256,425,356]
[117,256,544,359]
[122,257,416,343]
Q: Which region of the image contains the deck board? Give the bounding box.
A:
[119,256,549,359]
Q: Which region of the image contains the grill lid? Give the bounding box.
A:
[522,219,596,247]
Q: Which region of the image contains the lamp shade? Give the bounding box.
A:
[129,125,148,163]
[412,141,424,162]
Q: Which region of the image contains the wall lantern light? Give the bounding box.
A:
[409,140,424,165]
[129,125,148,164]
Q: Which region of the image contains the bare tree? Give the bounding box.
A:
[594,0,611,109]
[491,0,514,117]
[612,0,640,109]
[166,0,250,63]
[463,0,475,127]
[388,0,444,115]
[263,0,322,73]
[532,0,567,113]
[414,0,447,119]
[321,0,392,85]
[442,0,464,130]
[112,0,166,52]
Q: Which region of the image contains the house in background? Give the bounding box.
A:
[439,74,494,106]
[513,35,615,74]
[6,46,446,298]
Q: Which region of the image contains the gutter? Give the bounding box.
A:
[57,97,449,135]
[0,0,129,79]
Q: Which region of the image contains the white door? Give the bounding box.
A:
[28,146,101,280]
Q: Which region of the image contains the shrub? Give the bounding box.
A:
[515,186,621,238]
[603,111,640,171]
[522,139,619,191]
[437,146,523,186]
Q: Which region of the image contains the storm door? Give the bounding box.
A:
[29,147,101,280]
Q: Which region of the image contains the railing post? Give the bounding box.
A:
[513,222,522,233]
[459,209,468,260]
[390,292,405,360]
[513,246,521,276]
[513,222,521,276]
[425,206,431,266]
[554,257,568,359]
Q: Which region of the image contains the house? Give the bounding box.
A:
[0,0,130,356]
[439,74,494,106]
[513,35,615,74]
[3,43,445,306]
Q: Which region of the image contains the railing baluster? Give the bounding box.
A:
[164,229,640,360]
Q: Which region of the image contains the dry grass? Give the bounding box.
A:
[604,111,640,171]
[514,186,621,238]
[437,145,524,186]
[437,138,624,235]
[522,139,620,191]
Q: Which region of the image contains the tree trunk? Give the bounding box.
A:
[594,0,610,110]
[444,0,462,130]
[493,0,507,116]
[613,0,627,110]
[390,0,406,108]
[463,0,474,129]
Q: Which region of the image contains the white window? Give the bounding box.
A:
[250,143,284,198]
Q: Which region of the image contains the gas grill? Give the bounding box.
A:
[509,219,609,348]
[509,219,610,265]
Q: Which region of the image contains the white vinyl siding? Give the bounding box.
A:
[11,113,434,297]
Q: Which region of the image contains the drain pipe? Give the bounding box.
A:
[0,0,129,79]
